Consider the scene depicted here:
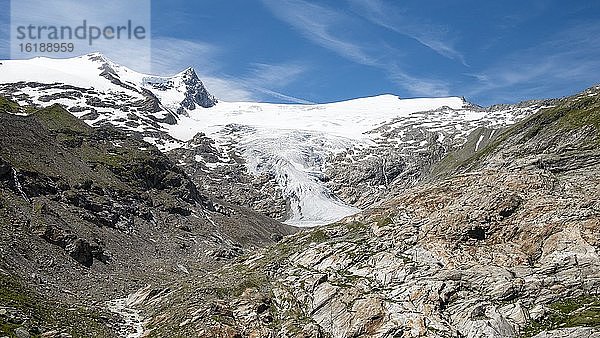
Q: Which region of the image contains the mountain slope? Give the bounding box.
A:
[0,54,545,226]
[133,86,600,338]
[0,98,295,337]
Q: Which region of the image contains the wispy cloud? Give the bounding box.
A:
[200,76,255,102]
[261,0,378,66]
[151,37,311,103]
[151,37,219,75]
[387,65,450,97]
[349,0,466,65]
[246,62,308,88]
[150,37,254,101]
[261,0,450,97]
[206,62,314,104]
[238,62,315,103]
[252,87,315,104]
[467,23,600,103]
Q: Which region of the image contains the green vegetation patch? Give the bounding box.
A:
[79,144,127,168]
[435,92,600,177]
[308,229,329,243]
[0,273,114,338]
[345,221,369,232]
[33,104,92,135]
[215,264,271,298]
[0,97,21,114]
[376,216,394,227]
[553,95,600,137]
[522,296,600,337]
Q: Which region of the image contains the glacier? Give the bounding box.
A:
[0,53,537,226]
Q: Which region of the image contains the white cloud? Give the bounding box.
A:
[262,0,377,66]
[239,62,314,103]
[467,23,600,102]
[261,0,450,97]
[349,0,467,65]
[246,62,308,88]
[252,87,316,104]
[150,37,311,103]
[200,76,255,102]
[149,37,253,101]
[387,64,450,97]
[150,37,219,76]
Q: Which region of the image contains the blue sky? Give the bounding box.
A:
[1,0,600,105]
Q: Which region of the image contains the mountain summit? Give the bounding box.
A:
[0,53,216,115]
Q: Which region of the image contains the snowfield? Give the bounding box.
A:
[169,97,467,226]
[170,95,466,140]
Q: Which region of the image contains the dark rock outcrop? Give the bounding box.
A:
[178,67,217,110]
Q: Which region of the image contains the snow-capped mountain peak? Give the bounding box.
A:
[0,53,216,112]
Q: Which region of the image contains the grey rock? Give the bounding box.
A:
[532,327,600,338]
[14,327,30,338]
[65,238,93,267]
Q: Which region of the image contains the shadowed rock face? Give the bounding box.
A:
[131,87,600,338]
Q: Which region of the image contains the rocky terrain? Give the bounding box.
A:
[167,132,289,221]
[324,100,550,209]
[0,98,294,337]
[126,87,600,337]
[0,54,598,338]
